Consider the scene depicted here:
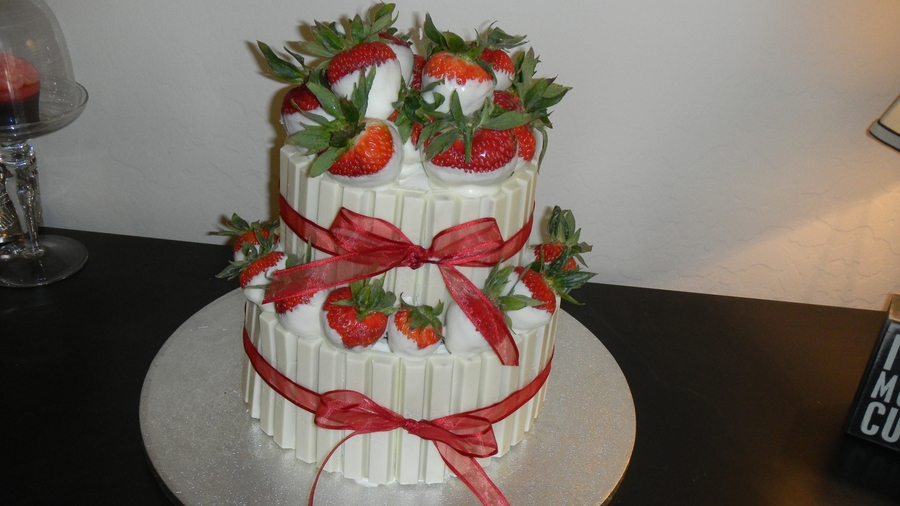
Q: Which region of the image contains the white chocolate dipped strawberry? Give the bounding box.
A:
[293,77,402,189]
[215,213,280,263]
[443,264,539,356]
[502,48,572,167]
[296,5,404,120]
[273,245,329,338]
[420,93,529,196]
[217,228,288,312]
[321,278,397,352]
[276,290,329,338]
[280,84,334,138]
[420,14,495,116]
[477,26,527,92]
[506,208,596,330]
[387,299,443,359]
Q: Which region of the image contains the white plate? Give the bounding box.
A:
[140,290,635,505]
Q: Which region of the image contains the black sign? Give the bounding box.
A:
[846,294,900,452]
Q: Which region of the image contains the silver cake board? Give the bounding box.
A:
[140,289,635,505]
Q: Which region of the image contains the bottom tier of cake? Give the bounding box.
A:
[241,300,558,485]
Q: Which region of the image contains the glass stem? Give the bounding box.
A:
[0,142,43,258]
[0,162,23,245]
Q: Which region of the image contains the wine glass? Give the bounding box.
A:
[0,1,89,287]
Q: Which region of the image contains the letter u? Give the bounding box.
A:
[883,407,900,443]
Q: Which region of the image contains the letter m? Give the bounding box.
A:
[870,371,897,404]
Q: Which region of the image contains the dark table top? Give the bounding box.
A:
[2,228,898,505]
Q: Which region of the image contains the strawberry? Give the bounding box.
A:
[215,213,279,262]
[321,278,397,350]
[379,32,415,86]
[294,5,403,120]
[238,251,286,289]
[443,264,540,355]
[419,89,529,194]
[280,83,335,137]
[274,246,329,337]
[477,26,527,91]
[291,76,402,187]
[387,300,444,358]
[420,14,495,116]
[534,243,575,271]
[510,48,572,166]
[409,54,425,91]
[217,244,288,309]
[493,90,537,164]
[532,206,592,272]
[427,127,517,175]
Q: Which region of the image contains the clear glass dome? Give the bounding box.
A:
[1,0,83,130]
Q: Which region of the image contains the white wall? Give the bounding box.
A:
[34,0,900,309]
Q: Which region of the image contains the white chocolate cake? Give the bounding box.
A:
[217,4,591,504]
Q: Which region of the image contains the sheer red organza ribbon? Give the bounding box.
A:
[242,327,553,506]
[263,195,533,366]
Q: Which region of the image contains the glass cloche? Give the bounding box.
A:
[0,0,89,287]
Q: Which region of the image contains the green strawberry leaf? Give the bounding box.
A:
[309,146,343,177]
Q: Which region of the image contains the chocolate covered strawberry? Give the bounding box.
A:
[321,278,397,351]
[296,5,403,119]
[420,14,494,116]
[443,264,539,356]
[274,246,328,338]
[280,83,334,138]
[477,26,526,92]
[493,90,536,165]
[216,213,280,262]
[293,76,402,188]
[420,93,528,195]
[532,206,592,272]
[507,244,596,331]
[387,299,444,359]
[509,48,572,166]
[503,266,557,330]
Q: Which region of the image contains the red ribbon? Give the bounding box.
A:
[264,195,533,366]
[243,328,553,506]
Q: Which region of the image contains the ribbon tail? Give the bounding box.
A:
[435,441,510,506]
[440,265,519,366]
[243,328,321,413]
[308,430,361,506]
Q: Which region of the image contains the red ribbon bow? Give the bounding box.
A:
[311,390,504,506]
[264,195,533,366]
[242,327,553,506]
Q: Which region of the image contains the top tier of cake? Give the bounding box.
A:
[278,144,539,309]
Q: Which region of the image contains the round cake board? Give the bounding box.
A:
[140,289,635,505]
